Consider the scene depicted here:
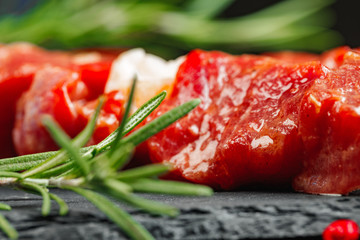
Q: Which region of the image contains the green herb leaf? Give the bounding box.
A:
[116,164,172,181]
[49,193,69,216]
[92,143,134,179]
[21,182,51,216]
[127,178,213,196]
[42,116,90,178]
[0,213,18,240]
[103,186,179,217]
[0,203,11,211]
[109,76,137,156]
[0,0,340,56]
[102,178,132,195]
[120,98,201,147]
[107,143,134,171]
[0,171,22,179]
[185,0,233,18]
[0,152,55,172]
[36,161,74,179]
[67,187,155,240]
[95,90,167,154]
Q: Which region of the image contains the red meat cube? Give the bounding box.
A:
[145,50,326,189]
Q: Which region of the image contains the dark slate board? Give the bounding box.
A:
[1,187,359,240]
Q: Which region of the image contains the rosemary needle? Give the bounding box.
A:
[21,182,51,216]
[115,164,172,181]
[67,187,155,240]
[43,116,91,178]
[0,203,11,211]
[128,178,214,196]
[0,171,22,179]
[49,193,69,216]
[0,214,17,240]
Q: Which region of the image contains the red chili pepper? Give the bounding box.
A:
[323,219,359,240]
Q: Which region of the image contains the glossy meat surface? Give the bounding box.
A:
[0,43,120,156]
[0,43,73,157]
[293,49,360,194]
[13,66,124,155]
[146,50,327,189]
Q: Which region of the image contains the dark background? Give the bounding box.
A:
[221,0,360,48]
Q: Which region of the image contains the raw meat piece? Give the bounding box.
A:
[0,43,120,157]
[13,66,125,155]
[0,43,72,157]
[293,49,360,194]
[320,46,351,69]
[146,50,327,189]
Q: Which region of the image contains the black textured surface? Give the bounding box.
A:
[1,188,359,240]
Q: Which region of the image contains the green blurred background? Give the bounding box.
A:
[0,0,357,59]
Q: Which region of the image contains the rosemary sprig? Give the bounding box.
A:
[0,0,340,58]
[0,78,212,239]
[116,164,172,181]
